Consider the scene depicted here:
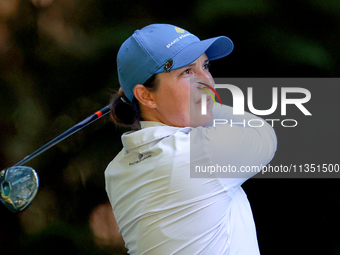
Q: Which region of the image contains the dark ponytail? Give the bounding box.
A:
[110,75,159,130]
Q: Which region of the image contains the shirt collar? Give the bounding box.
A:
[140,121,169,129]
[122,121,191,150]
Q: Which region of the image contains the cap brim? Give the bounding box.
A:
[155,36,234,73]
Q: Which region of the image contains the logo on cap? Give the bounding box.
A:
[164,59,174,72]
[175,27,185,33]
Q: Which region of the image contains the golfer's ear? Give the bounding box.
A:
[133,84,156,108]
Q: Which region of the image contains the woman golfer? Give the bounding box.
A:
[105,24,277,255]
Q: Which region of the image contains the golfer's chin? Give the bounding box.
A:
[190,109,214,128]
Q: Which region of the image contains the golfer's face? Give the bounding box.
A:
[153,54,215,127]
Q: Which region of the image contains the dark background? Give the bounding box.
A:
[0,0,339,254]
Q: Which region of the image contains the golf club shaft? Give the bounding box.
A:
[14,105,111,167]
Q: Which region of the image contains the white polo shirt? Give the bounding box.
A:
[105,104,277,255]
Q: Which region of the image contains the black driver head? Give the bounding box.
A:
[0,166,39,213]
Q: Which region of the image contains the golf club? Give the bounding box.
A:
[0,105,111,213]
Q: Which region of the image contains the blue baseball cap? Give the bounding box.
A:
[117,24,234,102]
